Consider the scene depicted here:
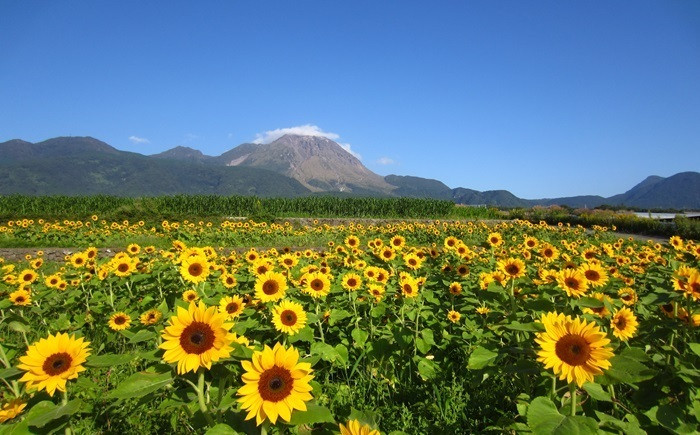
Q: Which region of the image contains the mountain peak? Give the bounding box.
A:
[152,146,212,162]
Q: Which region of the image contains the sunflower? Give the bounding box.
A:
[9,289,31,306]
[579,263,609,288]
[403,252,423,270]
[341,273,362,292]
[523,236,539,250]
[127,243,141,254]
[378,247,396,262]
[272,300,307,335]
[279,253,299,269]
[448,281,462,296]
[498,257,526,279]
[487,232,503,247]
[160,301,235,374]
[111,256,136,278]
[220,273,238,289]
[339,419,380,435]
[219,295,245,319]
[108,312,132,331]
[556,269,589,298]
[390,235,406,250]
[18,332,91,396]
[0,398,26,423]
[255,271,288,303]
[18,269,37,284]
[447,310,461,323]
[539,244,560,263]
[444,236,459,250]
[610,307,638,341]
[180,255,210,285]
[367,283,385,302]
[684,271,700,300]
[617,287,637,306]
[70,252,88,268]
[303,272,331,299]
[140,309,163,326]
[182,289,200,303]
[476,306,491,315]
[399,275,419,298]
[669,236,684,250]
[535,312,614,387]
[237,343,314,426]
[582,292,612,318]
[344,235,360,249]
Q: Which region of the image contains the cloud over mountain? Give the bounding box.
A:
[253,125,361,159]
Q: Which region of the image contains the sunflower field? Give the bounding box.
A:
[0,218,699,434]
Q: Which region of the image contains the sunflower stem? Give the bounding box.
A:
[569,383,577,416]
[315,303,325,343]
[196,369,215,427]
[62,391,73,435]
[509,278,517,317]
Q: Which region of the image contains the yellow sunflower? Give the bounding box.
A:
[535,312,613,387]
[339,419,380,435]
[182,289,199,303]
[18,333,91,396]
[237,343,314,426]
[556,269,589,298]
[0,398,27,423]
[610,307,638,341]
[487,232,503,247]
[219,295,245,319]
[220,273,238,289]
[399,275,419,298]
[255,271,288,303]
[448,281,462,296]
[272,300,307,335]
[160,302,235,374]
[582,292,612,318]
[9,289,31,306]
[180,255,210,285]
[498,257,526,279]
[341,273,362,291]
[108,312,132,331]
[579,263,609,288]
[403,252,423,270]
[140,309,163,326]
[617,287,638,306]
[368,284,385,302]
[18,269,37,284]
[476,306,491,315]
[303,272,331,299]
[447,310,461,323]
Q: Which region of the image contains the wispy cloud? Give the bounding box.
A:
[253,125,361,160]
[377,157,395,165]
[128,136,150,144]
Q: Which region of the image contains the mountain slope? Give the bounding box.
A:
[217,135,395,194]
[152,146,213,162]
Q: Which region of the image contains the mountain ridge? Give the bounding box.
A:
[1,136,698,209]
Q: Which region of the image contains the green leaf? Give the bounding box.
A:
[417,358,438,380]
[25,399,83,428]
[286,403,335,426]
[601,348,654,385]
[582,383,612,402]
[420,329,435,345]
[645,404,685,431]
[205,424,238,434]
[351,327,369,348]
[575,297,604,308]
[504,321,545,332]
[527,397,597,435]
[416,337,432,354]
[108,370,173,400]
[0,367,22,380]
[329,309,351,326]
[288,326,314,344]
[467,346,498,369]
[688,343,700,357]
[8,321,29,334]
[595,412,645,435]
[86,353,134,367]
[334,344,349,367]
[129,329,156,344]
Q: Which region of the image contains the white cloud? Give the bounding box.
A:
[377,157,395,165]
[253,124,361,160]
[128,136,150,144]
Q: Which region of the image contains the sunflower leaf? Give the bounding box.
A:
[582,383,612,402]
[527,396,597,435]
[467,346,498,369]
[129,329,156,344]
[85,353,134,367]
[286,403,335,426]
[688,343,700,357]
[108,370,173,400]
[25,399,83,428]
[204,423,237,434]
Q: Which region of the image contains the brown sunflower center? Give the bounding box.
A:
[180,322,216,354]
[281,310,297,326]
[114,315,127,325]
[565,278,580,290]
[188,263,203,277]
[544,249,553,257]
[258,366,294,402]
[118,263,129,273]
[263,280,279,295]
[226,302,239,314]
[284,259,293,266]
[347,278,357,287]
[403,284,414,294]
[310,279,324,291]
[43,352,73,376]
[585,270,600,281]
[591,306,605,314]
[615,316,627,329]
[23,274,33,282]
[621,293,632,301]
[505,265,520,275]
[554,334,591,366]
[383,250,393,258]
[15,296,26,303]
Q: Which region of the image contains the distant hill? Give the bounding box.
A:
[0,137,309,196]
[1,136,697,209]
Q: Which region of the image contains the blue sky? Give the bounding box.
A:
[1,1,699,199]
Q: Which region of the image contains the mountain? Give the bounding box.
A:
[0,137,309,196]
[1,135,697,209]
[215,135,395,194]
[152,146,213,162]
